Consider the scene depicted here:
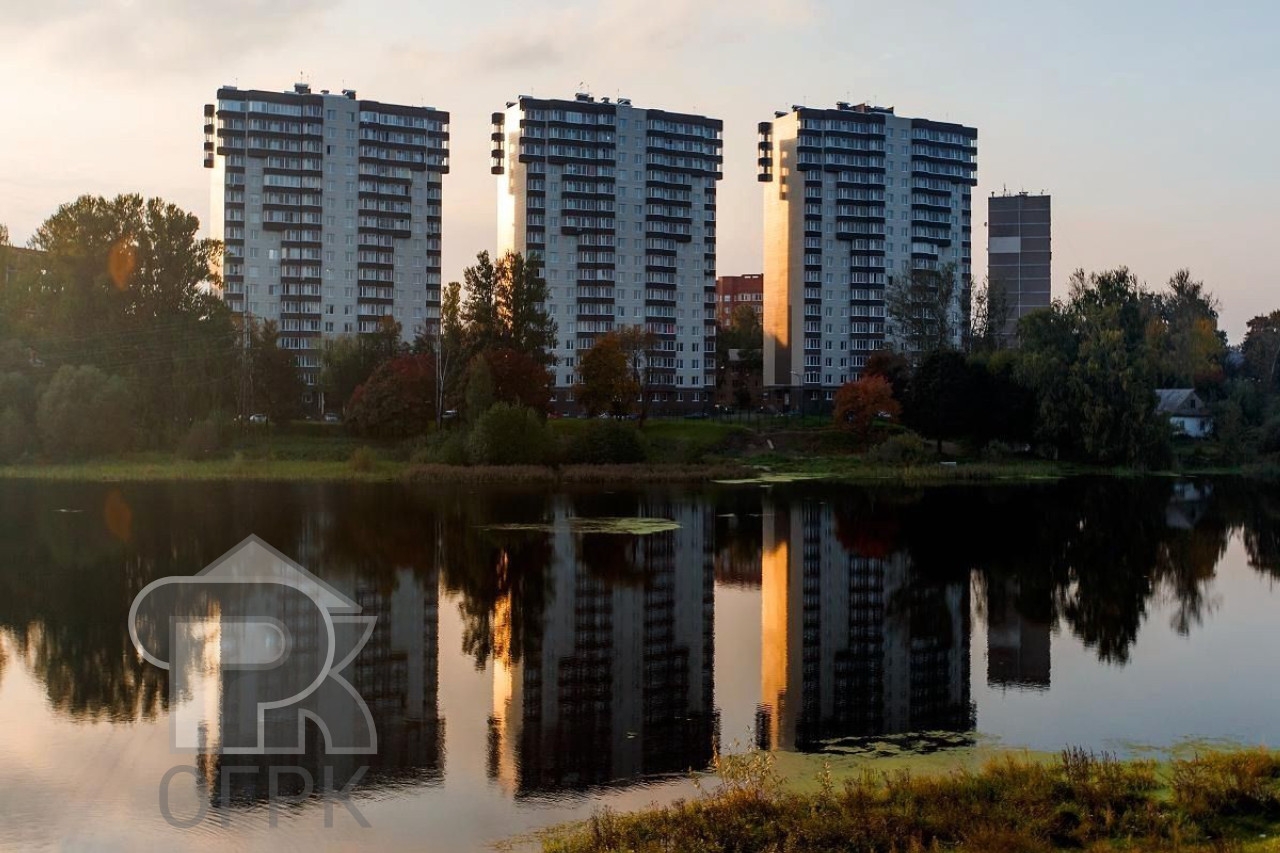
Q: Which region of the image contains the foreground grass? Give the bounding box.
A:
[543,748,1280,852]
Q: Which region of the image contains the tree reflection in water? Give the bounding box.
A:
[0,477,1276,796]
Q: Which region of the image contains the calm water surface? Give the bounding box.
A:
[1,478,1278,851]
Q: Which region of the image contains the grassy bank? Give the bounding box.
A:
[0,452,1081,485]
[0,419,1271,484]
[542,748,1280,852]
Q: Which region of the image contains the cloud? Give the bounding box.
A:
[459,0,818,74]
[2,0,342,76]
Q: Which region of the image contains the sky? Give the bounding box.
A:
[0,0,1275,339]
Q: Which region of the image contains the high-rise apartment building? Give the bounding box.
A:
[492,94,723,413]
[987,192,1051,342]
[758,103,977,408]
[204,83,449,397]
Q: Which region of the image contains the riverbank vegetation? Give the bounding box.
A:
[543,748,1280,852]
[4,195,1280,477]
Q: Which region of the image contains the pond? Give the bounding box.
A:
[1,478,1278,850]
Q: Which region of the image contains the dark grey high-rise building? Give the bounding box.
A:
[987,192,1051,342]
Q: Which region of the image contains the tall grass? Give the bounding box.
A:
[543,748,1280,853]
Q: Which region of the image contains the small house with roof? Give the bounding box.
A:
[1155,389,1213,438]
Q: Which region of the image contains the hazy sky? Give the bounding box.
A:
[1,1,1275,338]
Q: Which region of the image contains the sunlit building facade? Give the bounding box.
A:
[204,83,449,394]
[758,103,977,408]
[492,94,723,414]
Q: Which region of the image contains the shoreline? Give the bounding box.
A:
[0,455,1271,485]
[538,747,1280,852]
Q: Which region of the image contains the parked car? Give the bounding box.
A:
[248,413,268,425]
[323,412,341,424]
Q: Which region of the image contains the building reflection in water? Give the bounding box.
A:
[488,500,717,795]
[756,498,974,753]
[986,577,1051,690]
[199,562,443,806]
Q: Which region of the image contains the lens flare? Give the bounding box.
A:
[107,239,137,291]
[104,489,133,542]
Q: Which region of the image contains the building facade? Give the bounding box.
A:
[716,273,764,325]
[758,103,977,409]
[987,192,1051,342]
[204,83,449,396]
[493,94,723,414]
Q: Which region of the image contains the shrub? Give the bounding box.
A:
[0,406,29,463]
[1261,417,1280,455]
[36,365,134,459]
[0,371,37,421]
[866,432,932,466]
[349,446,375,472]
[409,430,468,466]
[834,375,900,444]
[563,421,647,464]
[466,403,550,465]
[178,418,222,460]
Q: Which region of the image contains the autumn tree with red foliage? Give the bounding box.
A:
[833,375,900,445]
[346,354,436,439]
[485,347,553,414]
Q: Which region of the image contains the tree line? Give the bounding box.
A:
[3,193,1279,468]
[832,266,1280,468]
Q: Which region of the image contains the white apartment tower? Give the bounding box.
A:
[759,103,977,408]
[204,83,449,396]
[492,94,723,414]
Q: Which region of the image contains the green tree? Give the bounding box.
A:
[466,403,551,465]
[3,194,235,441]
[904,350,974,452]
[460,251,501,353]
[0,407,29,463]
[1016,268,1170,466]
[864,349,912,400]
[1016,306,1079,455]
[1148,269,1226,388]
[36,365,134,459]
[499,252,557,362]
[244,320,303,423]
[464,354,496,422]
[459,251,556,365]
[320,336,381,414]
[1242,310,1280,392]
